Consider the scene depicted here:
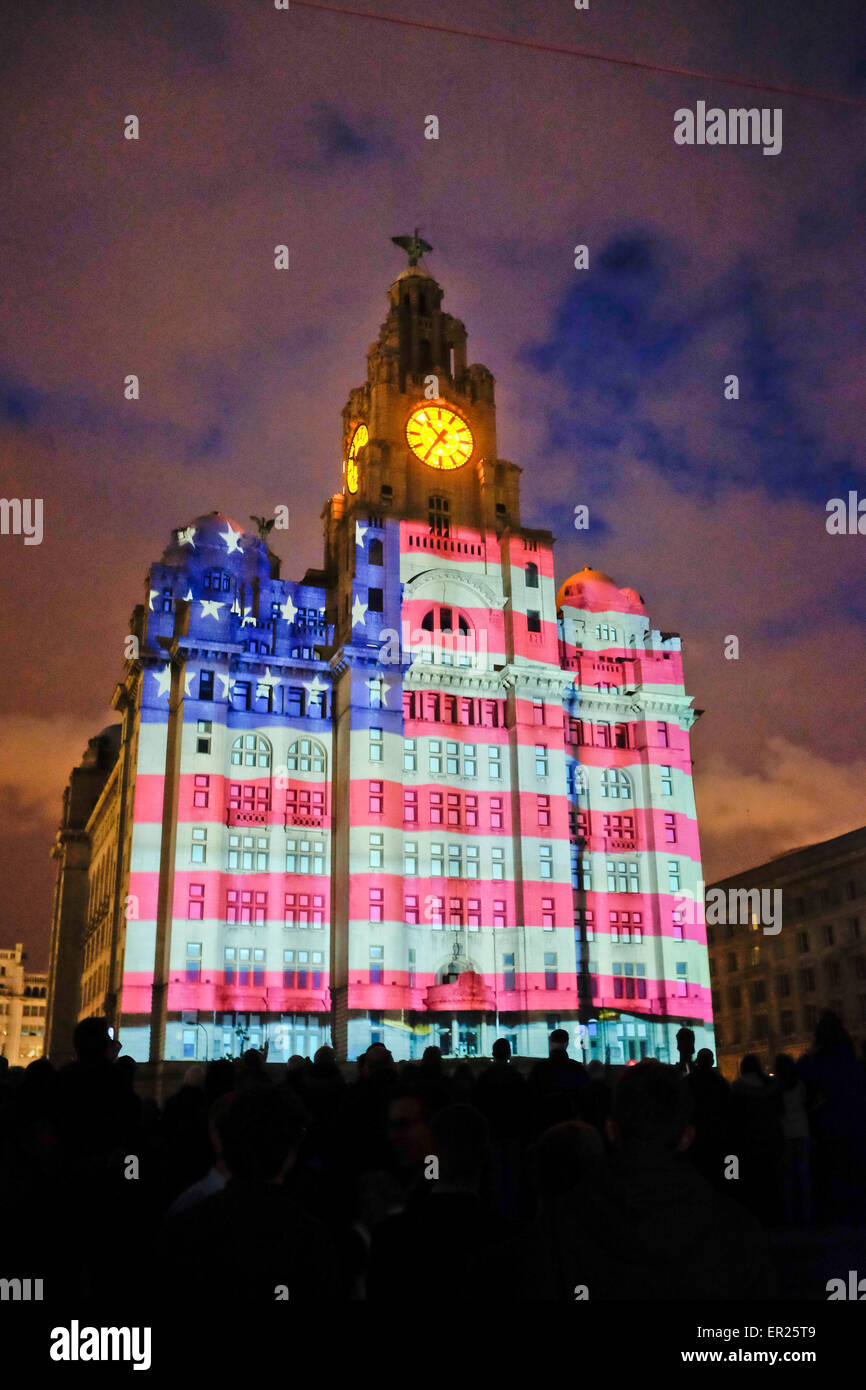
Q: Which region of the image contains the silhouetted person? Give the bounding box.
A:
[367,1104,509,1300]
[730,1054,783,1222]
[528,1029,588,1134]
[475,1039,530,1216]
[797,1010,866,1222]
[686,1047,733,1189]
[674,1026,696,1076]
[165,1087,336,1301]
[526,1061,775,1299]
[773,1053,811,1225]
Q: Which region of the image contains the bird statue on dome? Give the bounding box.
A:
[391,228,433,267]
[250,515,276,540]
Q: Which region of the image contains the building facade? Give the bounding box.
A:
[47,249,712,1064]
[0,943,48,1067]
[708,826,866,1080]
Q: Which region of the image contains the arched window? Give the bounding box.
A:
[287,738,327,775]
[231,734,272,769]
[525,562,539,589]
[601,768,631,799]
[420,605,470,635]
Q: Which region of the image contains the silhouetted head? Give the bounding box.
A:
[420,1045,443,1073]
[675,1027,695,1062]
[492,1038,512,1063]
[431,1104,490,1188]
[72,1016,113,1063]
[386,1082,444,1169]
[549,1028,570,1056]
[217,1087,307,1182]
[313,1045,335,1067]
[695,1048,715,1071]
[610,1061,693,1153]
[814,1009,854,1057]
[739,1053,764,1078]
[286,1054,307,1073]
[774,1053,798,1089]
[362,1042,395,1077]
[532,1120,603,1198]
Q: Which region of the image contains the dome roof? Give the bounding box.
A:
[161,511,263,563]
[557,567,646,616]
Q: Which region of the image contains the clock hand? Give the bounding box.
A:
[422,428,448,462]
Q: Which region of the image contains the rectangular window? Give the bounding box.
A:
[368,587,383,613]
[429,739,442,775]
[664,813,677,844]
[196,719,212,755]
[488,747,502,780]
[199,670,214,701]
[431,843,444,876]
[369,727,383,762]
[403,789,417,823]
[446,740,460,776]
[544,953,557,990]
[467,898,480,931]
[405,894,419,925]
[369,780,384,814]
[403,738,417,772]
[447,793,461,826]
[660,765,673,796]
[493,900,506,929]
[188,884,205,920]
[447,843,462,877]
[667,861,680,893]
[191,827,207,864]
[369,945,383,989]
[657,722,670,748]
[185,942,202,983]
[527,610,541,634]
[369,833,384,869]
[503,953,516,992]
[532,699,544,725]
[539,844,553,879]
[491,847,505,880]
[535,745,549,777]
[466,845,479,879]
[369,887,384,923]
[430,791,443,824]
[490,796,503,829]
[465,795,478,827]
[537,794,550,827]
[193,773,210,808]
[542,897,555,931]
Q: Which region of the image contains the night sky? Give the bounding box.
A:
[2,0,864,969]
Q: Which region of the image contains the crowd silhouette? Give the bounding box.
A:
[1,1010,865,1302]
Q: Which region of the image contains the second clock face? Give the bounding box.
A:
[346,423,368,494]
[406,404,474,470]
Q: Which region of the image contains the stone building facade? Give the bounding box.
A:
[707,825,866,1080]
[46,251,713,1064]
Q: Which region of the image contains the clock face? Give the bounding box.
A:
[346,423,367,495]
[406,404,474,470]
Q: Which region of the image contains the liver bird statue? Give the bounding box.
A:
[391,228,433,267]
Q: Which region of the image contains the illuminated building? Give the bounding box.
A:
[0,943,48,1067]
[46,243,713,1064]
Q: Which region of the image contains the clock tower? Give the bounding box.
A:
[323,240,573,1060]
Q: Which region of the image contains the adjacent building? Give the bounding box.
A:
[0,943,48,1067]
[707,825,866,1080]
[46,244,713,1064]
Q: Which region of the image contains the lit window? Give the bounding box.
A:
[191,827,207,864]
[369,728,383,762]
